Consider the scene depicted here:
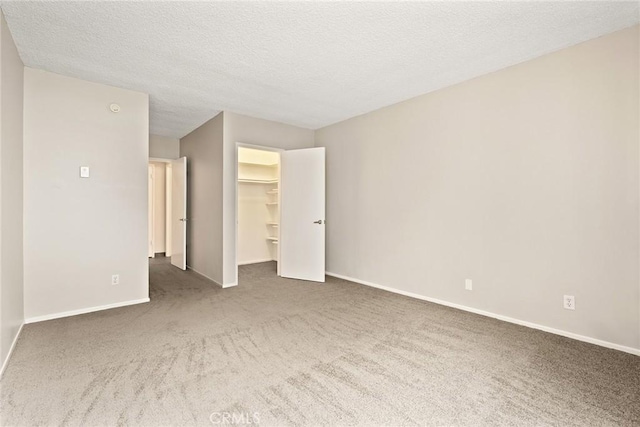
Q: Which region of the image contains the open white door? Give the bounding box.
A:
[148,165,154,258]
[280,147,325,282]
[171,157,187,270]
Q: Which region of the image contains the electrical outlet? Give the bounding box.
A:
[563,295,575,310]
[111,274,119,286]
[465,279,472,291]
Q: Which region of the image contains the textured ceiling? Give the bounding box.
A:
[2,1,638,138]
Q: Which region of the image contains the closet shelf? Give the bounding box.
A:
[266,222,279,227]
[266,202,278,206]
[266,236,279,241]
[238,179,279,184]
[238,161,278,168]
[267,189,278,194]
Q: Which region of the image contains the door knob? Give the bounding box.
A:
[313,220,325,225]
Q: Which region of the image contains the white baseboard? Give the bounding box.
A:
[186,265,224,287]
[186,265,238,288]
[25,298,150,324]
[0,322,24,379]
[238,258,273,266]
[326,272,640,356]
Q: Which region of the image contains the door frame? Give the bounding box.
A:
[235,142,284,283]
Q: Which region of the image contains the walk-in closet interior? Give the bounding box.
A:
[237,147,281,267]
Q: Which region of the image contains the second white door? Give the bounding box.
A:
[171,157,187,270]
[279,147,326,282]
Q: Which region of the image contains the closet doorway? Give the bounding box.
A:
[236,144,326,282]
[237,146,282,272]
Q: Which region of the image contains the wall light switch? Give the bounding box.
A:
[465,279,473,291]
[80,166,90,178]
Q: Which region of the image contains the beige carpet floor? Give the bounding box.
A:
[1,258,639,426]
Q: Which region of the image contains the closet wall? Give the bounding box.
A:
[179,112,224,283]
[222,112,314,286]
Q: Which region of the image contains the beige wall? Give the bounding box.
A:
[24,68,149,320]
[0,11,24,370]
[151,162,166,253]
[180,112,224,283]
[223,112,315,285]
[150,134,179,159]
[315,26,640,350]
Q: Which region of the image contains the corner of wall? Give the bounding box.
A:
[0,8,25,376]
